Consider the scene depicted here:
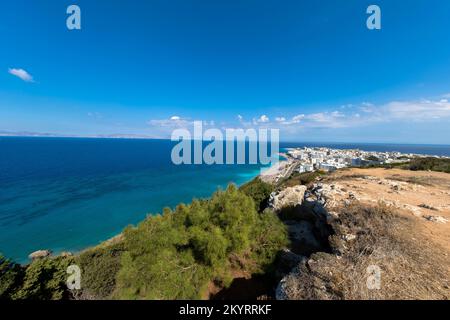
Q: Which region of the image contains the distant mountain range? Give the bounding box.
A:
[0,130,158,139]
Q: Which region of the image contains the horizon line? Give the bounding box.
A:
[1,133,449,147]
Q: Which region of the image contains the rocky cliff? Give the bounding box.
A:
[271,168,450,300]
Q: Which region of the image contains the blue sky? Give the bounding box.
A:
[1,0,450,143]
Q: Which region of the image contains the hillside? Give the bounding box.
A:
[1,167,449,300]
[274,168,450,299]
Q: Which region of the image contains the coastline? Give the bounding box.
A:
[2,139,449,263]
[20,154,293,263]
[23,157,283,264]
[4,150,450,300]
[18,166,266,264]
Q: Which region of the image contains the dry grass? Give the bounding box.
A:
[281,202,450,300]
[387,175,437,186]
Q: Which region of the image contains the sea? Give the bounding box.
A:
[1,137,449,263]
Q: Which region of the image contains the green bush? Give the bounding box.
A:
[76,243,124,299]
[239,177,274,212]
[114,184,288,299]
[407,157,450,173]
[251,209,289,271]
[366,155,380,162]
[363,157,450,173]
[0,254,24,299]
[13,256,73,300]
[115,210,209,299]
[189,225,229,267]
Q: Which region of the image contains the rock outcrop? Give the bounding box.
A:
[275,168,450,300]
[268,185,307,212]
[28,250,52,261]
[424,215,448,223]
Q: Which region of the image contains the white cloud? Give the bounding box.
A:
[291,114,305,123]
[148,116,216,131]
[301,111,347,128]
[257,115,269,123]
[383,99,450,120]
[148,116,190,128]
[8,68,34,82]
[151,93,450,137]
[264,96,450,130]
[273,114,304,125]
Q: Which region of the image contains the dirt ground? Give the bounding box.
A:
[274,167,450,300]
[324,168,450,269]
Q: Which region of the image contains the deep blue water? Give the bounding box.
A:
[0,137,449,263]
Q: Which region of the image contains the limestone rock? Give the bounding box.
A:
[60,251,73,257]
[424,215,448,224]
[28,250,52,261]
[268,185,307,211]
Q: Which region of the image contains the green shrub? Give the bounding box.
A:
[13,256,73,300]
[239,177,274,212]
[76,243,124,299]
[363,157,450,173]
[0,254,24,299]
[408,157,450,173]
[114,184,288,299]
[366,155,380,162]
[251,209,289,272]
[189,225,229,267]
[208,185,258,253]
[115,210,209,299]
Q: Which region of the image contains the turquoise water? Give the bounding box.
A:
[0,138,266,263]
[1,137,449,263]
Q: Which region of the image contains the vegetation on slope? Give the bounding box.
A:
[276,171,326,189]
[407,157,450,173]
[0,255,24,299]
[75,243,124,299]
[114,184,287,299]
[0,182,288,300]
[239,177,274,211]
[365,157,450,173]
[0,254,74,300]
